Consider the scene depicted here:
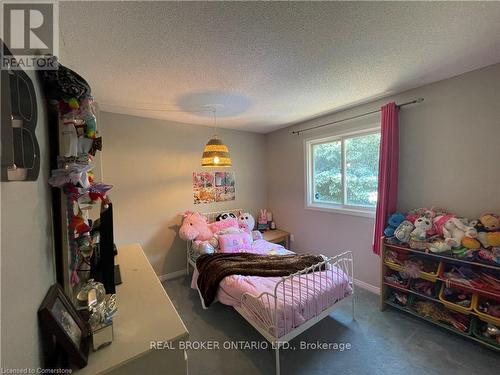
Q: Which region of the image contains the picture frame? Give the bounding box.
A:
[38,284,90,368]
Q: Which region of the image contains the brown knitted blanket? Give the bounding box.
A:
[196,252,325,307]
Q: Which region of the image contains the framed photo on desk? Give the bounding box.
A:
[38,284,90,369]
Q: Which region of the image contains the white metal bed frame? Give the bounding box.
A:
[185,209,355,375]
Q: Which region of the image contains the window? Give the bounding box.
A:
[306,129,381,217]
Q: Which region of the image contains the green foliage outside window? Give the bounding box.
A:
[312,132,380,207]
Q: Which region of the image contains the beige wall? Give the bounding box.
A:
[99,112,268,276]
[266,63,500,288]
[1,70,55,367]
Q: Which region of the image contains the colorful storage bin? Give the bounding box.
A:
[472,317,500,349]
[419,259,443,282]
[385,259,442,282]
[385,288,409,308]
[408,295,472,335]
[438,284,477,315]
[384,260,404,272]
[473,295,500,326]
[384,269,410,290]
[410,278,440,299]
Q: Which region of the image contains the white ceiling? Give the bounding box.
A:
[59,1,500,133]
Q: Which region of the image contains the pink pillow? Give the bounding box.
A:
[210,218,239,233]
[218,233,253,253]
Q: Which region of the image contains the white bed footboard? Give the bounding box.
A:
[237,251,354,343]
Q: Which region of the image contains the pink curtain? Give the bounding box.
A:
[373,102,399,255]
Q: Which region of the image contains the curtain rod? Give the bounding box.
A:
[291,97,424,135]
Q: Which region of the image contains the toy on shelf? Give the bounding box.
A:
[476,297,500,321]
[384,270,410,289]
[257,209,269,232]
[411,299,470,333]
[384,213,405,238]
[433,214,477,249]
[384,208,500,267]
[478,247,500,265]
[411,279,437,298]
[477,214,500,248]
[386,290,408,307]
[441,286,473,308]
[411,216,433,241]
[394,220,414,243]
[382,207,500,351]
[441,264,500,294]
[475,319,500,346]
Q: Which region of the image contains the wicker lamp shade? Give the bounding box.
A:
[201,136,232,167]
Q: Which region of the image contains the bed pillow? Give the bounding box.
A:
[210,218,239,233]
[216,227,245,235]
[218,232,253,253]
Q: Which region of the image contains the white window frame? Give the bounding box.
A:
[304,126,380,218]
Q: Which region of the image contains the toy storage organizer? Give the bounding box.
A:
[380,237,500,352]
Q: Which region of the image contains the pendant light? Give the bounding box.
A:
[201,108,232,167]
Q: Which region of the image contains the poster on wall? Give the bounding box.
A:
[193,171,235,204]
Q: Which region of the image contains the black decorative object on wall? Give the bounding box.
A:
[1,41,41,181]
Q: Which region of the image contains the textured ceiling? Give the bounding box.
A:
[59,1,500,133]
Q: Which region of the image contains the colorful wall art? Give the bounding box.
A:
[193,171,235,204]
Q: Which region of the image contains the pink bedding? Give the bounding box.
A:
[191,239,352,337]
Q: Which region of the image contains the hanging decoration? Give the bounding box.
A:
[201,108,232,167]
[41,56,113,288]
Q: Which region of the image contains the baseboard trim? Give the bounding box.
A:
[159,269,187,282]
[354,278,380,295]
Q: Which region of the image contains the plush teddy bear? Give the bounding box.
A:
[384,212,406,237]
[411,216,433,240]
[477,213,500,248]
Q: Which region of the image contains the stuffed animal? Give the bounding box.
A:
[216,212,237,221]
[411,216,433,240]
[478,232,500,248]
[384,212,406,237]
[179,211,213,241]
[192,238,218,255]
[394,220,415,243]
[211,218,239,233]
[237,211,263,241]
[406,207,444,224]
[479,214,500,231]
[258,209,268,225]
[476,214,500,248]
[238,211,256,232]
[432,215,478,248]
[429,239,451,253]
[462,236,481,249]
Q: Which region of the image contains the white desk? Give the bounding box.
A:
[76,243,189,374]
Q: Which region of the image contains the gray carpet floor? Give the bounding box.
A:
[163,276,500,375]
